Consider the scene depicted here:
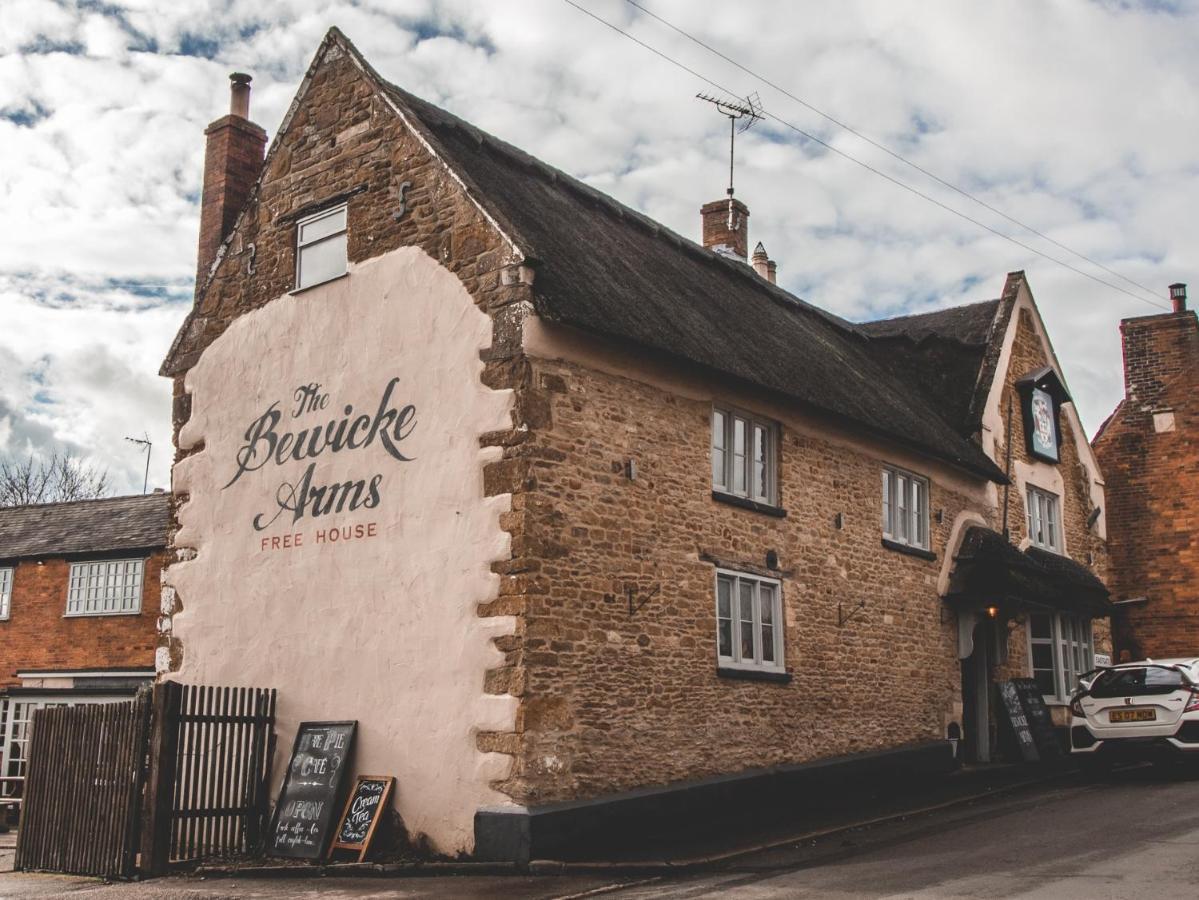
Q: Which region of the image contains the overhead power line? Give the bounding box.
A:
[624,0,1166,308]
[560,0,1171,312]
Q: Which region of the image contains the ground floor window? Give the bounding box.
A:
[1028,612,1093,702]
[715,569,784,672]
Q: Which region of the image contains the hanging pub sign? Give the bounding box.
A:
[269,721,358,859]
[1016,366,1072,464]
[330,775,395,861]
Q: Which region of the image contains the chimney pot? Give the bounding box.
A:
[766,259,777,285]
[229,72,253,118]
[1170,282,1187,313]
[751,241,770,279]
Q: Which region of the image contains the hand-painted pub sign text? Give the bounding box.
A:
[224,378,417,531]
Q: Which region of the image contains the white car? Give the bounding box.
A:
[1069,657,1199,771]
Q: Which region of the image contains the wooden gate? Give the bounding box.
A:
[14,682,277,878]
[15,692,151,878]
[141,682,278,872]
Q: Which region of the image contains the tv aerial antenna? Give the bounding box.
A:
[125,433,152,494]
[696,91,763,203]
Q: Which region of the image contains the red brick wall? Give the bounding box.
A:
[0,552,164,686]
[1095,308,1199,659]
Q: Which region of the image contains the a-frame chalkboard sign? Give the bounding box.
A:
[268,721,357,860]
[329,775,395,862]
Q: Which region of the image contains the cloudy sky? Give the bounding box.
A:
[1,0,1196,495]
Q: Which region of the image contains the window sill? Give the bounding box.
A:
[711,491,786,518]
[717,665,792,684]
[63,610,143,619]
[881,538,936,562]
[289,271,349,296]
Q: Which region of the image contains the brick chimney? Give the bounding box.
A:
[701,198,749,260]
[1119,282,1199,409]
[195,73,267,297]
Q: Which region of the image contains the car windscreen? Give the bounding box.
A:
[1089,667,1188,698]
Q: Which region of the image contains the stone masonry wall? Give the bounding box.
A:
[0,553,164,686]
[493,345,985,805]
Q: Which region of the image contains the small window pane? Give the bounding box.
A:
[298,207,346,244]
[881,470,892,535]
[1034,669,1056,696]
[760,585,776,663]
[297,233,348,289]
[739,581,755,661]
[1030,614,1052,640]
[712,411,727,489]
[752,425,767,501]
[716,576,733,658]
[0,567,11,620]
[732,418,748,495]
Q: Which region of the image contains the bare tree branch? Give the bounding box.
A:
[0,450,111,507]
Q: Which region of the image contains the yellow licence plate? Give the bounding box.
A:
[1110,708,1156,723]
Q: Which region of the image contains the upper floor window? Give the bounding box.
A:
[66,559,144,617]
[1027,486,1061,553]
[0,567,11,620]
[882,466,929,550]
[715,569,784,673]
[295,204,347,290]
[711,407,777,506]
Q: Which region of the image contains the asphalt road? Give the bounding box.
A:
[1,765,1197,899]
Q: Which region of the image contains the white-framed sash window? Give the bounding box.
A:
[1027,486,1062,553]
[65,559,144,617]
[711,407,777,506]
[0,567,11,620]
[1029,612,1093,702]
[882,466,930,550]
[295,203,348,290]
[715,569,784,673]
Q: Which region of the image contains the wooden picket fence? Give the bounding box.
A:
[14,692,152,878]
[15,682,277,879]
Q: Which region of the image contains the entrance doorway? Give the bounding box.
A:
[961,620,994,763]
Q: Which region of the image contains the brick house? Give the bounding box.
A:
[157,29,1110,860]
[0,492,169,812]
[1094,284,1199,659]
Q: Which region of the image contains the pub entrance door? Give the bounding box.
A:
[961,620,995,763]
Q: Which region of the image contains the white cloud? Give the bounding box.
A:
[0,0,1196,495]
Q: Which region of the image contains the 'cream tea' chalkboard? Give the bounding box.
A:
[330,775,395,861]
[269,721,357,859]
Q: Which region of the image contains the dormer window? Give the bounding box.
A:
[295,204,347,290]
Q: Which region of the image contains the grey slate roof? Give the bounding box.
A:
[857,301,1004,436]
[0,493,169,561]
[378,74,1006,482]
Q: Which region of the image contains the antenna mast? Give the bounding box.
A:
[696,92,763,208]
[125,433,152,494]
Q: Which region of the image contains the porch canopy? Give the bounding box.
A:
[945,525,1111,617]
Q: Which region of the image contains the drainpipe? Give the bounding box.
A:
[1001,394,1014,540]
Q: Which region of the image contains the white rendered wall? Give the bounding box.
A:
[164,246,518,854]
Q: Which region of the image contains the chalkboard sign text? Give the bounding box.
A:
[330,775,395,861]
[269,721,358,859]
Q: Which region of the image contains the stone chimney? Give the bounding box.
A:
[1119,282,1198,410]
[701,198,749,260]
[195,72,267,297]
[751,241,778,285]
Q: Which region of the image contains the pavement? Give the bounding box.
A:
[1,763,1197,898]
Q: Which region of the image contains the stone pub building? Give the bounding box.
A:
[159,29,1111,860]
